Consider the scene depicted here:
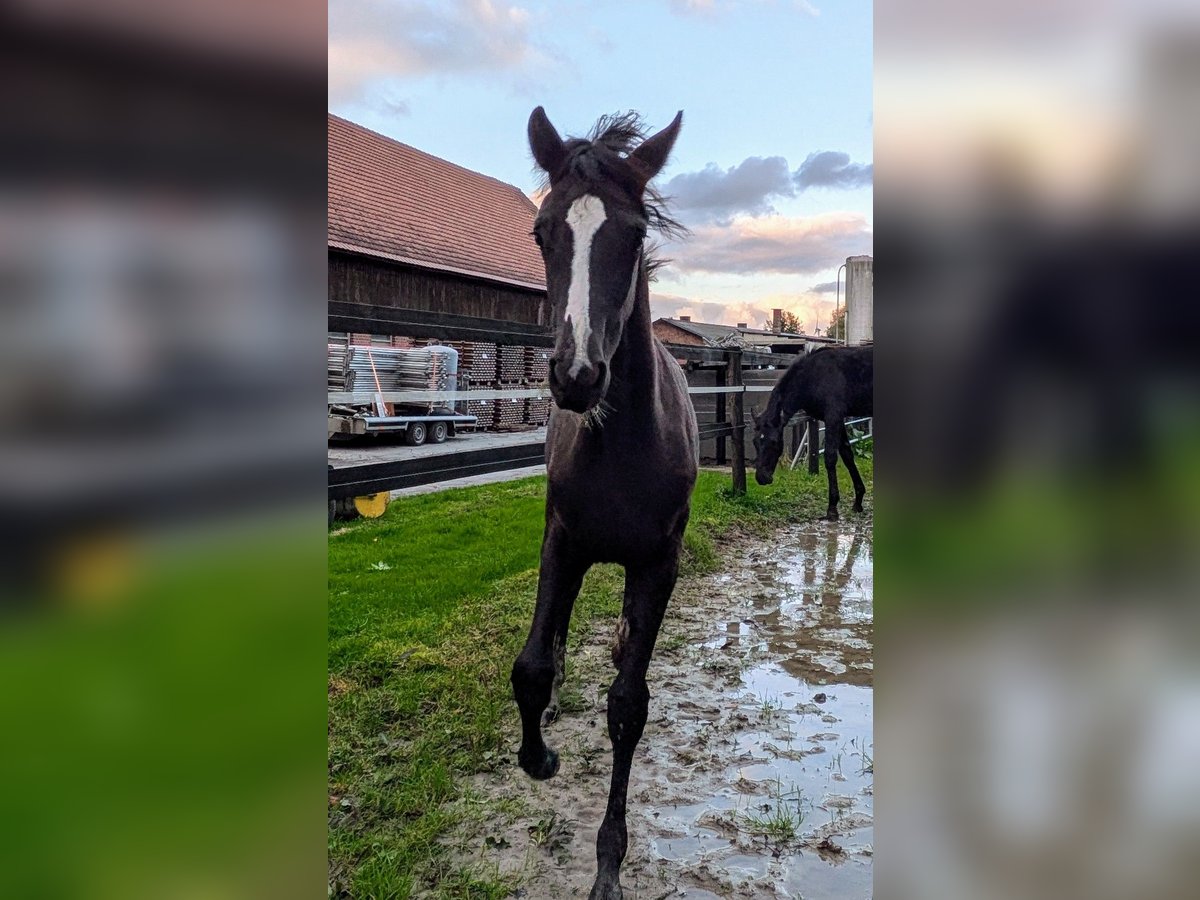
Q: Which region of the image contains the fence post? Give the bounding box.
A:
[714,364,727,466]
[807,416,820,475]
[728,349,746,494]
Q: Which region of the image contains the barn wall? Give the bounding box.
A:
[329,250,547,325]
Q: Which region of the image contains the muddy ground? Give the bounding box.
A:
[448,520,873,899]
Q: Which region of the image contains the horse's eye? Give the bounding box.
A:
[530,230,544,248]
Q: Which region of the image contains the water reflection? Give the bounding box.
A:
[647,522,874,899]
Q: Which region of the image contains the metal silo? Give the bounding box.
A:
[845,255,873,345]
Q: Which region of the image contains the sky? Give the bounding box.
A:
[329,0,873,333]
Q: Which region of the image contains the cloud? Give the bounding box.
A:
[794,151,873,190]
[650,293,736,324]
[810,280,838,293]
[661,150,873,224]
[373,86,412,118]
[667,0,718,14]
[651,291,837,334]
[329,0,539,106]
[664,157,795,223]
[668,212,872,276]
[668,0,821,17]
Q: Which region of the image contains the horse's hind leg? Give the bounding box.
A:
[822,417,845,520]
[590,548,679,900]
[512,525,589,780]
[838,432,867,512]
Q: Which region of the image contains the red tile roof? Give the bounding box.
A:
[328,114,546,291]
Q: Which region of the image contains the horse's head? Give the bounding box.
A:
[752,407,786,485]
[527,107,682,414]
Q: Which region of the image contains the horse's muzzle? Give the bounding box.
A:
[755,469,774,486]
[549,358,608,414]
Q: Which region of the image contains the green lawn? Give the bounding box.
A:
[328,460,871,899]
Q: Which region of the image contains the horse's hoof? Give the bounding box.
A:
[541,703,560,727]
[852,503,864,513]
[518,746,559,780]
[822,512,839,522]
[587,877,623,900]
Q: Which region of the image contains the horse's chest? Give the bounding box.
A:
[547,458,692,561]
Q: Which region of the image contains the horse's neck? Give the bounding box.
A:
[774,363,809,424]
[605,263,659,418]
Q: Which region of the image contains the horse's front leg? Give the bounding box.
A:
[589,548,679,900]
[512,523,589,780]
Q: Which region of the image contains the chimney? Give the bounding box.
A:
[678,315,691,322]
[736,322,747,329]
[771,308,783,331]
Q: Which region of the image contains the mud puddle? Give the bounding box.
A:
[451,521,873,899]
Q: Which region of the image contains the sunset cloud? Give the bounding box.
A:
[668,212,872,276]
[651,290,838,334]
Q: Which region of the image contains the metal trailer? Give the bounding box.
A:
[328,342,479,445]
[327,407,478,445]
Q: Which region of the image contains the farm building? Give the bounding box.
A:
[328,114,554,430]
[328,113,547,331]
[653,313,836,356]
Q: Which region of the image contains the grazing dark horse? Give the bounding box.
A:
[753,345,873,519]
[510,108,698,900]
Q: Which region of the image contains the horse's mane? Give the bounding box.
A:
[536,111,688,249]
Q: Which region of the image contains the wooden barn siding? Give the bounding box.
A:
[329,250,547,325]
[685,365,786,464]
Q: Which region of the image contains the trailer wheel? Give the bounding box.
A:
[405,422,427,446]
[430,421,448,444]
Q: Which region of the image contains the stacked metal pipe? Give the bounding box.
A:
[495,394,526,429]
[335,345,459,393]
[525,397,551,426]
[498,345,526,382]
[328,342,350,391]
[449,342,498,382]
[525,348,551,385]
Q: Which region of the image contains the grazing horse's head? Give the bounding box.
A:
[527,107,683,414]
[752,409,785,485]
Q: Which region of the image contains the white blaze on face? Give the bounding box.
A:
[564,194,607,376]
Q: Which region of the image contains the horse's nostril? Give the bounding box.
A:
[551,358,604,391]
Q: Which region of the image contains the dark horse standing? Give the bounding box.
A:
[511,108,698,900]
[753,345,873,519]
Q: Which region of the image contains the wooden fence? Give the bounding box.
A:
[326,307,812,498]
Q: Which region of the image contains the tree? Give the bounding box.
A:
[825,306,846,342]
[763,310,804,333]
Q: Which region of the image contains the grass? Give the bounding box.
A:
[328,459,870,899]
[737,779,809,845]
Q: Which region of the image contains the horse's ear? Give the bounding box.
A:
[528,106,567,180]
[629,110,682,187]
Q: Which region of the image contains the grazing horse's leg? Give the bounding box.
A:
[822,416,845,520]
[590,548,680,900]
[512,524,590,780]
[837,430,867,513]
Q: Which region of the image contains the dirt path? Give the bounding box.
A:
[449,519,873,899]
